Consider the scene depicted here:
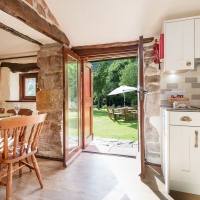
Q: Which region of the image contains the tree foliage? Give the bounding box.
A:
[92,58,138,108]
[93,61,108,108]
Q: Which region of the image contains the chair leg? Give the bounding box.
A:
[6,163,13,200]
[31,154,43,188]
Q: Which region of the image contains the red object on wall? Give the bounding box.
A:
[160,34,164,59]
[153,39,160,63]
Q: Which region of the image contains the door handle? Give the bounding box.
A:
[195,130,198,148]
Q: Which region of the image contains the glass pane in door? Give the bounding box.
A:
[68,55,79,152]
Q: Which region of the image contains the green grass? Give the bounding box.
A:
[93,108,138,141]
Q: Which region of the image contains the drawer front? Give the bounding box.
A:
[169,112,200,126]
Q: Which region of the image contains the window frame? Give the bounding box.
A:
[19,73,39,101]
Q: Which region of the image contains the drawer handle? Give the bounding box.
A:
[195,130,198,148]
[180,116,192,122]
[186,62,191,66]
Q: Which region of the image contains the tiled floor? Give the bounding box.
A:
[0,152,176,200]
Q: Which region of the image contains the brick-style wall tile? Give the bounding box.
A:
[160,89,171,94]
[192,83,200,88]
[185,77,198,83]
[191,94,200,100]
[166,83,178,89]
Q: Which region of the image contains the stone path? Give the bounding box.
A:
[84,138,138,157]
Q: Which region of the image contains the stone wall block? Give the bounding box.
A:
[36,89,63,110]
[40,120,51,134]
[144,50,154,58]
[145,118,159,142]
[147,143,160,152]
[51,122,62,133]
[50,55,63,68]
[146,84,160,93]
[146,93,160,117]
[37,57,50,69]
[38,44,63,57]
[144,45,153,52]
[145,75,160,84]
[39,73,63,90]
[51,110,63,122]
[51,146,63,158]
[147,152,160,158]
[144,66,158,76]
[144,57,154,67]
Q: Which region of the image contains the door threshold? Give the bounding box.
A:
[82,150,136,158]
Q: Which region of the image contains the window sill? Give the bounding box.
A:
[5,100,36,102]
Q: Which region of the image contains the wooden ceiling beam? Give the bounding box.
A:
[0,0,70,45]
[0,22,42,46]
[72,37,153,59]
[0,62,39,73]
[85,53,138,62]
[73,46,138,57]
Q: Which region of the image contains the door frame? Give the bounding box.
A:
[63,45,82,167]
[81,59,93,149]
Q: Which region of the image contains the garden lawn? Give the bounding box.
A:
[93,108,138,141]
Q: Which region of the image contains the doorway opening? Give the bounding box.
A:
[84,58,138,157]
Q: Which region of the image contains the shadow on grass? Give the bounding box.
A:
[115,120,138,128]
[93,109,108,117]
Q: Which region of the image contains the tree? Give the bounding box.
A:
[106,58,137,106]
[119,59,138,105]
[93,61,108,109]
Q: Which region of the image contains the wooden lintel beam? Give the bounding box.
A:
[0,62,39,73]
[0,22,42,46]
[0,0,70,45]
[72,37,153,59]
[73,46,138,57]
[85,53,138,62]
[72,37,154,50]
[82,50,138,58]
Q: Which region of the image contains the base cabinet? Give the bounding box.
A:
[170,125,200,194]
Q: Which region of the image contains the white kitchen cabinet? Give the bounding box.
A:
[169,112,200,195]
[195,18,200,58]
[163,18,194,74]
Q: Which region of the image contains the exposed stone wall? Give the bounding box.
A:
[23,0,60,27]
[36,43,63,159]
[144,43,161,164]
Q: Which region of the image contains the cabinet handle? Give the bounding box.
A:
[195,130,198,148]
[186,62,191,66]
[180,116,192,121]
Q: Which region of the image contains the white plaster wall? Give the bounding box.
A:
[0,67,38,115]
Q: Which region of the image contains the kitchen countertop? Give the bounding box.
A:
[160,105,200,112]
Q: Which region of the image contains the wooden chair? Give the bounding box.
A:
[7,108,33,116]
[0,113,46,200]
[107,106,114,119]
[0,108,5,113]
[112,108,126,120]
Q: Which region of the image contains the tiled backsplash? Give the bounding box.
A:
[160,58,200,106]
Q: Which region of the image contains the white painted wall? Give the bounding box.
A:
[0,67,38,115]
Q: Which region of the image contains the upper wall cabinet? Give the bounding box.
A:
[195,18,200,58]
[162,18,194,74]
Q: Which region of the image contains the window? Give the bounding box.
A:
[19,73,39,101]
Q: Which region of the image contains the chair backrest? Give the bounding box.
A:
[0,114,46,160]
[0,108,5,113]
[7,108,33,116]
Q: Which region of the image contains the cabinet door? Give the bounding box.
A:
[169,125,200,195]
[189,127,200,194]
[165,19,194,73]
[195,18,200,58]
[169,125,190,192]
